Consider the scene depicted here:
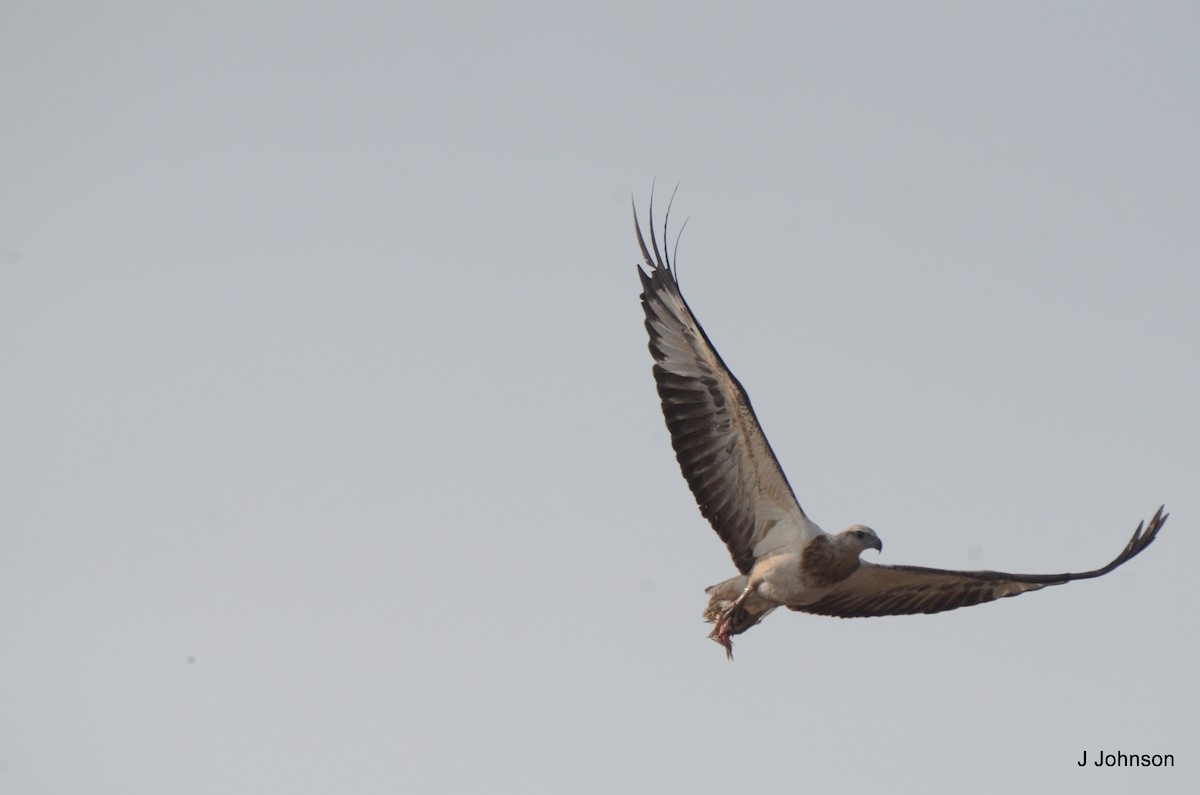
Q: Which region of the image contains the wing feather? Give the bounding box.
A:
[636,198,817,574]
[793,506,1168,618]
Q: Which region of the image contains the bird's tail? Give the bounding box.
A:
[704,576,776,636]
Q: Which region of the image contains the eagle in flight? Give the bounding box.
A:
[635,196,1167,659]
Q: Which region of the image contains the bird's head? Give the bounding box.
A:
[840,524,883,555]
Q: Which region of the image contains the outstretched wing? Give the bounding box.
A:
[637,198,818,575]
[793,507,1167,618]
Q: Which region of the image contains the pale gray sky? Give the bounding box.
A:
[2,2,1197,793]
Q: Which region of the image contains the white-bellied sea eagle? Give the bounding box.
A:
[636,197,1167,659]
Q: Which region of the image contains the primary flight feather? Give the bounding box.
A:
[635,196,1167,659]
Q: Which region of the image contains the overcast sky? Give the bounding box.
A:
[2,2,1197,793]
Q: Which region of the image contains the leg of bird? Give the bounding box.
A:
[729,583,754,611]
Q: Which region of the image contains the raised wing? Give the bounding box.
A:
[637,198,818,574]
[793,506,1167,618]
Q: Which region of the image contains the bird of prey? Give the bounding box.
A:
[635,197,1167,659]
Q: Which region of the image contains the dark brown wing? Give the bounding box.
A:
[793,506,1167,618]
[636,198,819,575]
